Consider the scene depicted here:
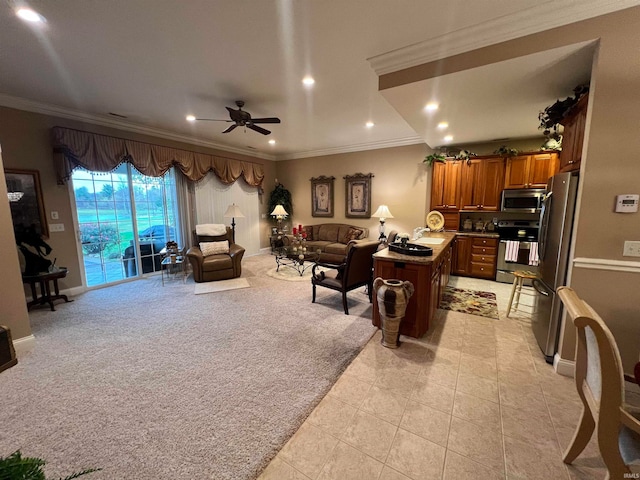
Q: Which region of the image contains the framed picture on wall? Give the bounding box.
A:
[310,175,335,217]
[4,168,48,237]
[344,173,373,218]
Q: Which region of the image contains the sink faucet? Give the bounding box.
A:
[413,227,430,240]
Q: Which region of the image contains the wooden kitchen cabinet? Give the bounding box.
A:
[459,157,505,210]
[452,235,498,279]
[431,160,462,211]
[559,94,588,172]
[504,153,558,189]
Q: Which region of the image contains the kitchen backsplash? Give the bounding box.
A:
[458,211,538,231]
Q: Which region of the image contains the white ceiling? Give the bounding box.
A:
[0,1,632,160]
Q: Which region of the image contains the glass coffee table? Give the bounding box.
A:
[274,246,320,276]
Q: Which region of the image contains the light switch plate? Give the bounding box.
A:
[49,223,65,232]
[623,241,640,257]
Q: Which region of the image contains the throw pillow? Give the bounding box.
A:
[200,241,229,256]
[303,226,314,240]
[340,227,363,244]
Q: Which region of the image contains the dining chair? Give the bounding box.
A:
[557,286,640,479]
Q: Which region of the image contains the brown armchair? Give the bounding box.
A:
[311,240,380,314]
[187,226,245,283]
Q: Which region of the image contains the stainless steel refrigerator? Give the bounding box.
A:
[531,172,579,363]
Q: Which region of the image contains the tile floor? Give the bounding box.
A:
[258,276,612,480]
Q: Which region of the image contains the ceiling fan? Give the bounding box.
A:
[194,100,281,135]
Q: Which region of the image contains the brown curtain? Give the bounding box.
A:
[51,126,264,187]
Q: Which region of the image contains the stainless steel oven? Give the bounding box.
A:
[495,220,540,285]
[501,189,545,213]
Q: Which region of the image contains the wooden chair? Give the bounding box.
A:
[311,240,380,314]
[557,286,640,479]
[506,270,537,317]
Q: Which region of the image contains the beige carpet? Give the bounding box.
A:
[194,277,250,294]
[265,265,328,282]
[2,254,376,480]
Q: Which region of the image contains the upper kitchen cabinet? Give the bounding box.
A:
[559,94,588,172]
[504,152,559,189]
[460,157,505,211]
[431,160,462,211]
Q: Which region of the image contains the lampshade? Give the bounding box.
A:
[372,205,394,220]
[270,205,289,218]
[223,204,245,218]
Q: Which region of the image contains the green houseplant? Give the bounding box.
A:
[423,153,446,167]
[0,450,100,480]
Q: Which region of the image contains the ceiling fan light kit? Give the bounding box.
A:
[194,100,281,135]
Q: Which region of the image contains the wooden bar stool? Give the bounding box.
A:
[506,270,537,317]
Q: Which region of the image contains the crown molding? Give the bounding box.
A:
[368,0,640,76]
[275,135,424,161]
[0,93,277,161]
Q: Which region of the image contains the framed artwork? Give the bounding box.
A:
[4,168,48,237]
[310,176,335,217]
[271,226,279,235]
[344,173,373,218]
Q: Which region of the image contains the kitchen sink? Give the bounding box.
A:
[413,237,445,245]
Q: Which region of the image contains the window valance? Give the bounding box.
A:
[51,126,264,187]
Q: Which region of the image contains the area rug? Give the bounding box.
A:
[265,264,328,282]
[439,286,499,319]
[1,253,376,480]
[194,277,250,294]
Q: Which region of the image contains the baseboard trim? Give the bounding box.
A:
[13,334,36,356]
[553,353,575,378]
[25,285,85,302]
[573,257,640,273]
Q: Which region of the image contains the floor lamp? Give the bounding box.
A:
[223,204,245,243]
[372,205,394,242]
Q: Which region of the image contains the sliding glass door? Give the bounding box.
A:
[72,165,179,287]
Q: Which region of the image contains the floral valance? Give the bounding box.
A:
[51,126,264,187]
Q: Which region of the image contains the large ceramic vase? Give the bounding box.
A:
[373,277,415,349]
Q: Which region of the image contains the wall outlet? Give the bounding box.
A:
[623,241,640,257]
[51,211,59,220]
[49,223,65,232]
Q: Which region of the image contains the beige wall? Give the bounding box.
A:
[380,7,640,372]
[0,151,31,339]
[275,143,432,238]
[0,106,275,339]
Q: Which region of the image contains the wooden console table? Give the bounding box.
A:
[22,268,73,311]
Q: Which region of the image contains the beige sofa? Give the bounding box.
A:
[297,223,370,264]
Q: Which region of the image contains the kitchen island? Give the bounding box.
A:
[372,232,456,338]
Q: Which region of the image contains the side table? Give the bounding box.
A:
[22,267,73,311]
[161,256,188,285]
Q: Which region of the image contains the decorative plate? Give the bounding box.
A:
[426,210,445,231]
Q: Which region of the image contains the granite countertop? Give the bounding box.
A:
[373,232,456,265]
[455,231,500,239]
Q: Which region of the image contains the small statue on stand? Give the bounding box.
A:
[15,224,53,275]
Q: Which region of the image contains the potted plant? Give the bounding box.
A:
[423,153,446,167]
[0,450,100,479]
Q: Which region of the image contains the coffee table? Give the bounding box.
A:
[274,246,320,276]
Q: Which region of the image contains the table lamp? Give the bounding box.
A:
[372,205,394,242]
[223,203,245,242]
[270,204,289,233]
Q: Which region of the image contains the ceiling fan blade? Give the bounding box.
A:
[221,124,238,134]
[250,117,281,124]
[247,124,271,135]
[195,118,232,122]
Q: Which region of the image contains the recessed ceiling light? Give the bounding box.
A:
[425,102,439,112]
[444,135,453,142]
[365,122,374,128]
[437,122,448,130]
[302,76,315,86]
[268,139,276,145]
[186,115,196,122]
[16,8,46,23]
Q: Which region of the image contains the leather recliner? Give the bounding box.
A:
[186,227,245,283]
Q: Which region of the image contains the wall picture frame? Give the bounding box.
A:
[344,173,373,218]
[4,168,48,237]
[310,176,335,217]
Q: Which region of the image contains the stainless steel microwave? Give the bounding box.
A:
[501,189,545,213]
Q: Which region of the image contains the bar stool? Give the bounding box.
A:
[506,270,537,317]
